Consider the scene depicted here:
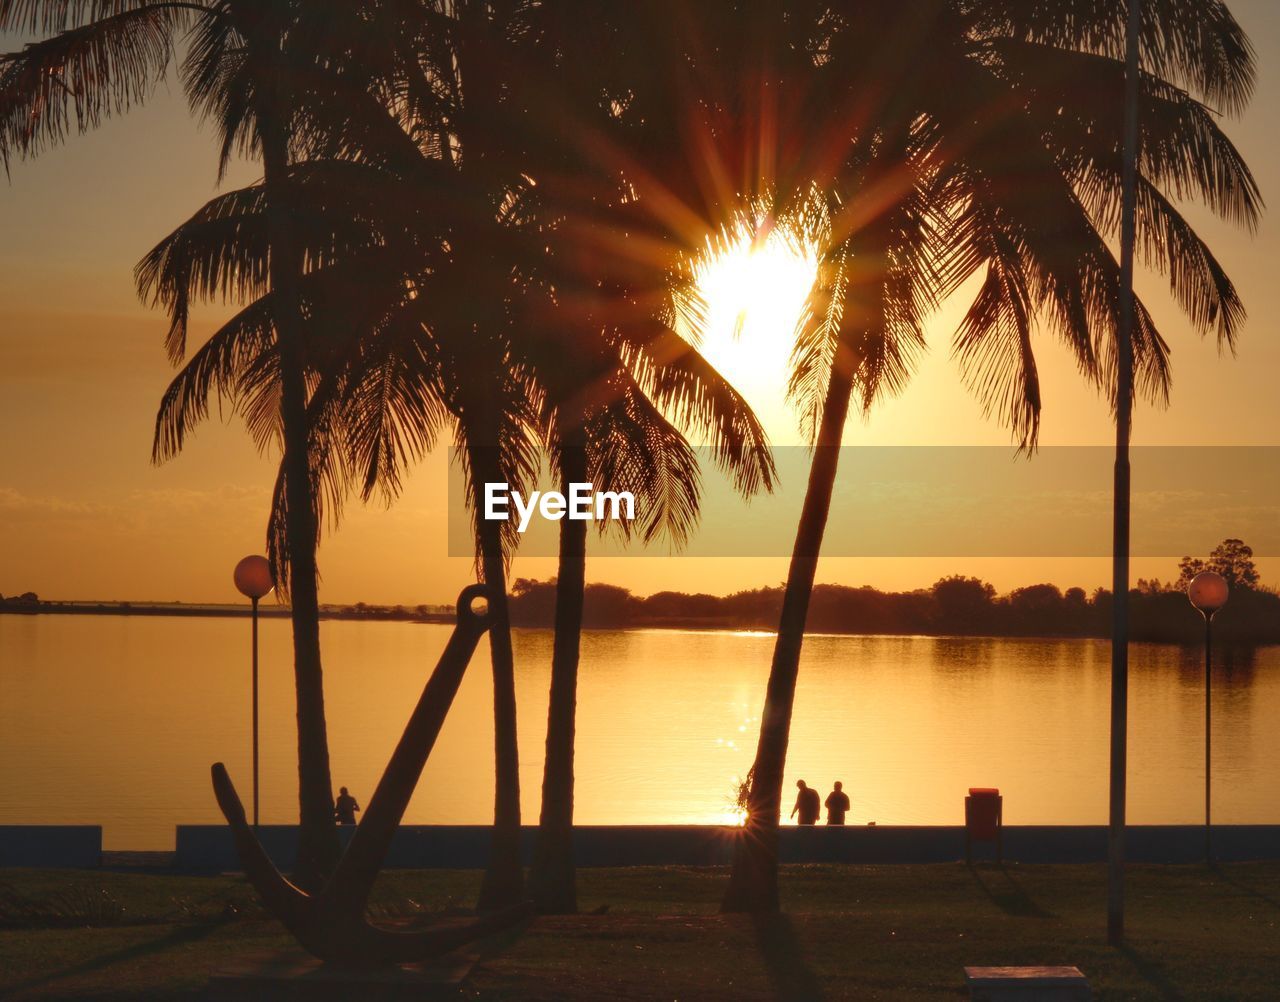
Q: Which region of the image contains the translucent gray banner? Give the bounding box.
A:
[446,446,1280,558]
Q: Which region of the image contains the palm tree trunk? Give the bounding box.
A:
[530,419,588,914]
[468,439,525,910]
[1108,0,1142,947]
[257,51,340,890]
[722,338,856,913]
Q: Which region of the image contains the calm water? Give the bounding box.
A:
[1,614,1277,849]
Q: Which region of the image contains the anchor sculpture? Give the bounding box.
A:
[211,584,529,966]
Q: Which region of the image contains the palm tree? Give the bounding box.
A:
[446,349,537,913]
[721,0,1258,912]
[322,0,774,912]
[519,306,776,912]
[1109,0,1142,948]
[475,6,787,910]
[135,0,540,909]
[0,0,355,887]
[313,48,781,910]
[140,164,540,910]
[356,1,539,910]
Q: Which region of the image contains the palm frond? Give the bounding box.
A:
[617,321,775,497]
[151,293,275,462]
[989,41,1262,231]
[0,3,199,169]
[975,0,1256,115]
[135,164,395,362]
[952,241,1040,449]
[583,370,701,549]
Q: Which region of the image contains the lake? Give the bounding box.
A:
[1,614,1276,849]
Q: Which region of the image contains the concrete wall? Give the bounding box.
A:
[0,826,101,868]
[172,824,1280,872]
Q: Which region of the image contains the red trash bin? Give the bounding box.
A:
[965,787,1003,863]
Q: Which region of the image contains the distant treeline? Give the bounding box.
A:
[12,539,1275,643]
[508,577,1280,644]
[0,593,454,624]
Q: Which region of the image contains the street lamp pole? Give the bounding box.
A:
[1187,570,1228,866]
[251,594,260,829]
[234,555,275,829]
[1203,612,1211,863]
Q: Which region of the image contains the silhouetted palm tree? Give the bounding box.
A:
[475,6,787,911]
[515,300,777,912]
[313,37,781,909]
[721,0,1258,912]
[343,0,540,909]
[127,0,774,915]
[0,0,354,887]
[137,121,541,911]
[143,1,541,909]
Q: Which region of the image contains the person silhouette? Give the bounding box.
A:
[334,786,360,825]
[790,779,821,825]
[825,781,850,826]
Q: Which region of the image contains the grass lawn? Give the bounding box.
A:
[1,862,1277,999]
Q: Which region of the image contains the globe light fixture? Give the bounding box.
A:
[1187,570,1228,864]
[234,554,274,600]
[234,554,274,826]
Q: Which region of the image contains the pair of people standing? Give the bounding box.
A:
[791,779,849,826]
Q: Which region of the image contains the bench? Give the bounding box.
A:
[965,966,1091,1001]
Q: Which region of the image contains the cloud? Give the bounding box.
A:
[0,486,101,515]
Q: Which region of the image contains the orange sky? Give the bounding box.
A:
[2,5,1279,606]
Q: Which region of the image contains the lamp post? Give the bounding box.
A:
[1187,570,1228,865]
[233,555,274,828]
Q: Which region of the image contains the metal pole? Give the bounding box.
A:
[1108,0,1141,947]
[1205,614,1212,865]
[252,595,260,829]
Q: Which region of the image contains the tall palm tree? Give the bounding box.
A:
[314,48,781,910]
[138,159,540,910]
[519,309,776,912]
[721,0,1258,912]
[0,0,354,886]
[355,0,539,909]
[143,0,541,908]
[133,0,785,919]
[325,0,776,911]
[124,0,676,918]
[472,5,787,911]
[1109,0,1142,948]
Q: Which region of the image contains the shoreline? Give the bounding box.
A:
[3,602,1276,646]
[0,601,454,624]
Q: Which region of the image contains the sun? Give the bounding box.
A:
[681,212,822,427]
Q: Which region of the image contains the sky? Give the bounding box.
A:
[2,4,1278,606]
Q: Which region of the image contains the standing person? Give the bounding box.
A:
[825,782,850,826]
[790,780,821,825]
[334,786,360,826]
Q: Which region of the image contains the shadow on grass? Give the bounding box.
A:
[471,912,536,962]
[4,921,226,998]
[1210,864,1280,912]
[751,912,824,1001]
[967,864,1054,919]
[1118,944,1182,1002]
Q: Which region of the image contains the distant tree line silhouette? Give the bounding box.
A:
[508,540,1278,644]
